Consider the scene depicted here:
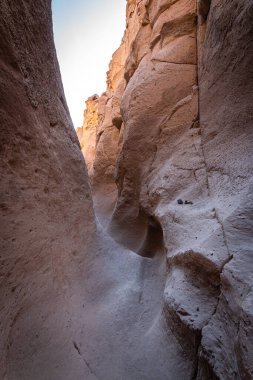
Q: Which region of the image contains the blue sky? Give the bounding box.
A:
[52,0,126,128]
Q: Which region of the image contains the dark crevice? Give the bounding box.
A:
[138,215,165,258]
[73,341,97,378]
[109,207,165,259]
[112,116,123,130]
[73,341,81,355]
[198,0,212,22]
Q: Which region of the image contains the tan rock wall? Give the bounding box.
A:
[78,94,99,176]
[80,0,253,378]
[0,1,95,378]
[78,0,149,193]
[197,0,253,377]
[5,0,250,378]
[1,3,195,379]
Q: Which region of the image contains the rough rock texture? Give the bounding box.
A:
[1,0,252,379]
[0,1,199,379]
[76,94,99,176]
[77,0,149,189]
[0,4,193,377]
[79,0,253,379]
[196,1,253,378]
[0,0,94,378]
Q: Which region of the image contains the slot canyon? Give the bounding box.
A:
[0,0,253,379]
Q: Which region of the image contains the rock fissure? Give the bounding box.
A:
[151,59,197,65]
[192,253,234,379]
[73,341,98,378]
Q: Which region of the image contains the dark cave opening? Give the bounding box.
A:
[138,214,165,259]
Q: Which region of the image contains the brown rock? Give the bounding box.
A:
[78,94,99,175]
[2,0,252,379]
[0,3,193,379]
[83,0,253,378]
[0,0,95,378]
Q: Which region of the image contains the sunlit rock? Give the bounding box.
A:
[80,0,253,379]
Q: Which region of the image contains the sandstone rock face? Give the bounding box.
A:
[77,94,99,176]
[80,0,253,379]
[197,1,253,377]
[0,4,193,377]
[78,0,150,190]
[0,1,200,379]
[1,0,252,379]
[0,1,95,378]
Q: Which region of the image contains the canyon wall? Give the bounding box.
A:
[0,1,199,379]
[1,0,252,379]
[79,0,253,379]
[0,0,95,378]
[0,2,194,377]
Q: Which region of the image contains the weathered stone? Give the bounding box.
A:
[0,2,194,379]
[78,94,99,176]
[0,0,95,378]
[2,0,252,379]
[80,1,253,379]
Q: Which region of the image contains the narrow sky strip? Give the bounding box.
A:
[52,0,126,128]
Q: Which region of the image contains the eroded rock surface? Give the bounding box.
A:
[0,1,199,379]
[79,0,253,379]
[1,0,252,379]
[0,0,94,378]
[77,94,99,176]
